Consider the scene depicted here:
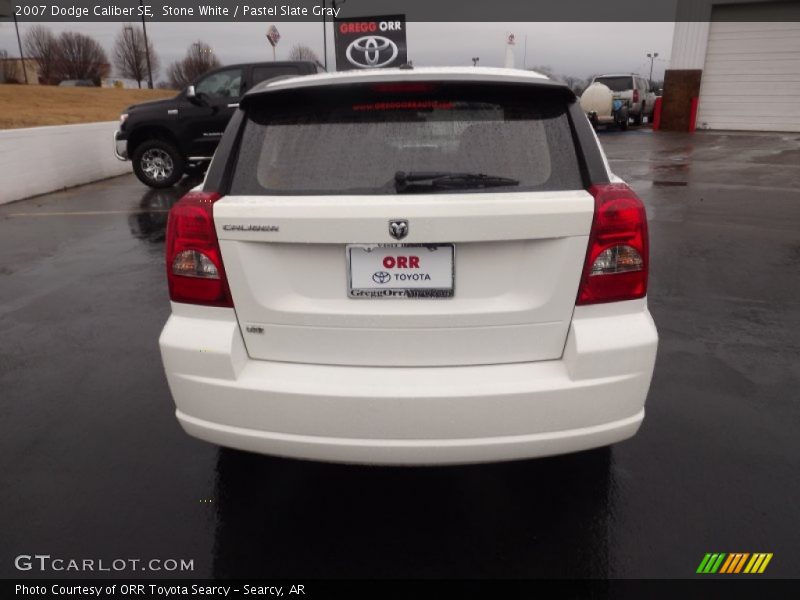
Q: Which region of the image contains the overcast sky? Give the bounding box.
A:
[0,21,673,82]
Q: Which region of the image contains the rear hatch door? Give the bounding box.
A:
[215,81,595,367]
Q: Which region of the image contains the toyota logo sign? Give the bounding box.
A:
[346,36,398,68]
[334,15,407,71]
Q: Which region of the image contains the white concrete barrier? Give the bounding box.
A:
[0,121,132,205]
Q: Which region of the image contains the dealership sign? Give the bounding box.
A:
[334,15,407,71]
[266,24,281,47]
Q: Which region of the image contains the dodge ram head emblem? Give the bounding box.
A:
[389,219,409,240]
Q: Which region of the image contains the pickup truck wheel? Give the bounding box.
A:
[133,140,184,188]
[632,109,643,126]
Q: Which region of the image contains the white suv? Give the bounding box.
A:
[591,74,657,125]
[159,67,658,465]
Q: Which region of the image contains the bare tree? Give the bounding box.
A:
[1,49,20,83]
[166,41,221,89]
[113,24,159,88]
[56,32,109,84]
[529,64,556,79]
[528,66,592,95]
[561,75,585,96]
[23,25,59,84]
[580,75,599,95]
[288,44,320,64]
[166,61,189,89]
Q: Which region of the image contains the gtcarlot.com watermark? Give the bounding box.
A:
[14,554,194,573]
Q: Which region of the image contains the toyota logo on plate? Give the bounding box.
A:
[346,35,398,68]
[372,271,391,284]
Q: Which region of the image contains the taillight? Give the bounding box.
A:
[165,191,233,307]
[633,88,640,103]
[576,183,649,305]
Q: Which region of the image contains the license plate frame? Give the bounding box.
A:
[346,244,455,299]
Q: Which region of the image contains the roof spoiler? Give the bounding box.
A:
[240,76,576,109]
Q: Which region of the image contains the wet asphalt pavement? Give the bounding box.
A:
[1,129,798,579]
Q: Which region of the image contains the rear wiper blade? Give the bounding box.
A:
[395,171,520,192]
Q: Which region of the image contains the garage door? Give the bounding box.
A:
[696,4,800,132]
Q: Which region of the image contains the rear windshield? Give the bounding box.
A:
[229,83,583,195]
[594,76,633,93]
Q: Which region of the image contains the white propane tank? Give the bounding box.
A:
[580,82,614,118]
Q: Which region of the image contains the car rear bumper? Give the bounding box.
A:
[586,112,620,125]
[113,130,127,161]
[159,300,658,465]
[177,410,644,465]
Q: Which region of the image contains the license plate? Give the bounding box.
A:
[347,244,454,299]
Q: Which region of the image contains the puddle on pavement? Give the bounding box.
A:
[128,176,203,243]
[652,181,688,187]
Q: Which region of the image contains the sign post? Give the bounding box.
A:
[504,32,515,69]
[266,25,281,61]
[333,15,407,71]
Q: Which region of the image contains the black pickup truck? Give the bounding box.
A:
[114,60,321,188]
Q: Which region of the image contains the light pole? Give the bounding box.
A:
[329,0,346,71]
[140,0,153,88]
[472,57,479,67]
[647,52,659,83]
[523,35,528,69]
[321,3,327,71]
[123,25,139,87]
[12,14,28,83]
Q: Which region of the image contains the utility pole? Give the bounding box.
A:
[647,52,659,83]
[321,0,327,71]
[472,57,479,67]
[330,0,346,72]
[123,25,139,87]
[523,35,528,69]
[140,0,153,88]
[12,11,29,84]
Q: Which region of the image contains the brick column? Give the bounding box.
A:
[659,69,702,132]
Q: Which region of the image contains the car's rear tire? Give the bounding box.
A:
[132,139,184,188]
[632,108,643,126]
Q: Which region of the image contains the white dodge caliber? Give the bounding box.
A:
[159,67,658,465]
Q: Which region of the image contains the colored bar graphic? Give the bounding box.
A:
[697,554,713,573]
[758,553,773,573]
[701,552,773,574]
[719,554,735,573]
[722,553,739,574]
[704,554,720,573]
[734,553,750,573]
[744,552,764,573]
[710,553,726,573]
